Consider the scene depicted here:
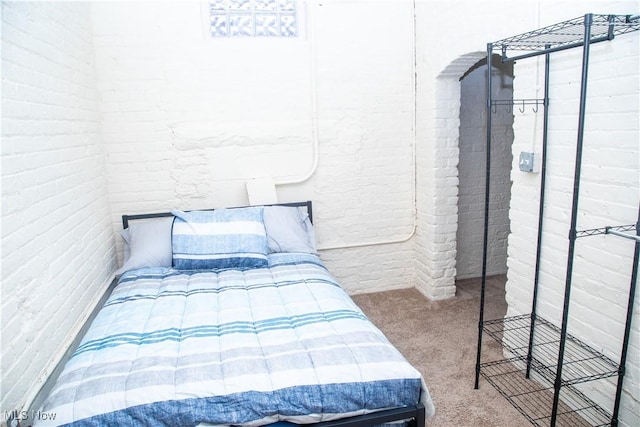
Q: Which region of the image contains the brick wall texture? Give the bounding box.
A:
[1,0,638,425]
[1,0,116,415]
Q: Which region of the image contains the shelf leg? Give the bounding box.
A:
[475,42,494,390]
[612,206,640,425]
[551,13,593,426]
[526,47,551,380]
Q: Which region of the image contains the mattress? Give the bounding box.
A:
[36,253,434,426]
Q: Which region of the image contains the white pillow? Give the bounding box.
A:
[116,217,174,275]
[263,206,317,254]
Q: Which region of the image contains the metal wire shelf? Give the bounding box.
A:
[575,224,637,239]
[476,10,640,427]
[482,315,619,387]
[480,357,612,427]
[492,14,640,61]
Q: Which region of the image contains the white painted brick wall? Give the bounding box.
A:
[91,1,418,293]
[2,1,638,425]
[413,0,540,300]
[1,1,116,413]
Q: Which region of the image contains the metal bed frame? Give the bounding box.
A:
[122,201,315,229]
[22,201,425,427]
[124,201,426,427]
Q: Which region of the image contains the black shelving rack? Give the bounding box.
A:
[473,14,640,427]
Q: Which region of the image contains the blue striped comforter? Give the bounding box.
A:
[37,253,433,426]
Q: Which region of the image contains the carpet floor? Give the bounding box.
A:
[352,275,532,427]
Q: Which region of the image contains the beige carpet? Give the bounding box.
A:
[352,276,532,427]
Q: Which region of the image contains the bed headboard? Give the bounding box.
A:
[122,201,313,229]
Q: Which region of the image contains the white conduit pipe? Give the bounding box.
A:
[272,2,319,186]
[277,1,419,251]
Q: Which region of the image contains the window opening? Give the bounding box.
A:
[208,0,298,38]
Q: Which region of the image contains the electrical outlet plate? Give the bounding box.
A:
[519,152,535,172]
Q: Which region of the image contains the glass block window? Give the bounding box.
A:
[208,0,298,38]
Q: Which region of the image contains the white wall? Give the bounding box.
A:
[91,1,418,294]
[1,1,116,413]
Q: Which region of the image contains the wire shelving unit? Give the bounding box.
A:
[473,13,640,427]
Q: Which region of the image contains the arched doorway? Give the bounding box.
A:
[456,56,514,280]
[416,52,513,299]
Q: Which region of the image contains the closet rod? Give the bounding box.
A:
[606,227,640,242]
[501,35,611,62]
[491,98,543,105]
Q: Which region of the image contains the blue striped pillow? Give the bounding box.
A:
[171,207,269,270]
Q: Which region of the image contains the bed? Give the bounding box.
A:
[36,201,434,426]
